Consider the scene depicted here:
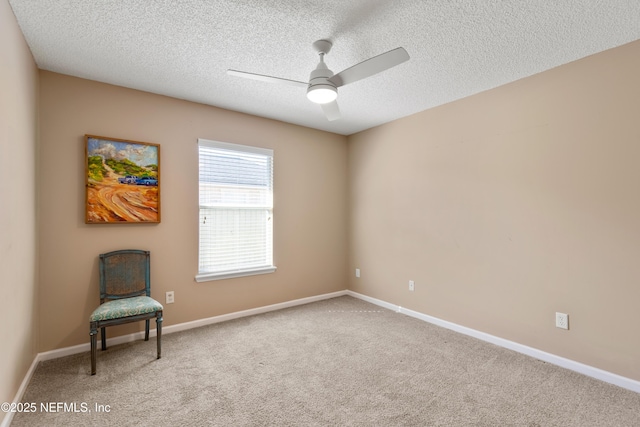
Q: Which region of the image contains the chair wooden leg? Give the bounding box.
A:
[101,327,107,351]
[156,311,163,359]
[145,319,150,341]
[90,322,98,375]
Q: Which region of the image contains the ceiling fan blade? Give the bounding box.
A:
[227,70,308,88]
[328,47,409,87]
[321,100,341,121]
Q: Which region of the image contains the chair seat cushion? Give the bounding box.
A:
[90,296,163,322]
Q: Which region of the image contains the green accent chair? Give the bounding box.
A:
[89,249,163,375]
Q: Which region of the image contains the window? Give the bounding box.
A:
[196,139,275,281]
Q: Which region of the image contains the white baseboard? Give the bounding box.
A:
[160,290,348,336]
[5,286,636,427]
[2,290,347,426]
[1,357,39,427]
[35,289,349,363]
[346,290,640,394]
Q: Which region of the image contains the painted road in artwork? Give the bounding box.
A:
[86,136,159,223]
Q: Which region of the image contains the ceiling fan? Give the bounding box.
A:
[227,40,410,121]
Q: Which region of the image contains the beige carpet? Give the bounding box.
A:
[11,296,640,426]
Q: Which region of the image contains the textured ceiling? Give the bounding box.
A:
[8,0,640,135]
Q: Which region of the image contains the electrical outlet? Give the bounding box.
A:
[409,280,415,291]
[166,291,175,304]
[355,268,360,278]
[555,312,568,330]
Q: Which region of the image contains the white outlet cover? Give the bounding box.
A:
[166,291,175,304]
[555,312,569,330]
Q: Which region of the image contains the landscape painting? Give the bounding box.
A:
[85,135,160,224]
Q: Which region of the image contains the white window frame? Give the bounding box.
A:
[196,138,276,282]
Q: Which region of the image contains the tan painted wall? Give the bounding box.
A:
[348,40,640,381]
[38,71,348,352]
[5,0,639,395]
[0,0,39,415]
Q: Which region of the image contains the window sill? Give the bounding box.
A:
[195,266,277,282]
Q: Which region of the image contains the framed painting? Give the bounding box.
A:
[85,135,161,224]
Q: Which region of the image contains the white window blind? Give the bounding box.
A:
[196,139,275,282]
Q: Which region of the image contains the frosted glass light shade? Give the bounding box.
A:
[307,86,337,104]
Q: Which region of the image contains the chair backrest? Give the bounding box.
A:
[99,249,150,302]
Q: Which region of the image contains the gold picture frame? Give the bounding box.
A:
[85,135,161,224]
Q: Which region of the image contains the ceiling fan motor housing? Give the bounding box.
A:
[307,55,337,104]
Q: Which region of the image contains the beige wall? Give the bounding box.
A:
[4,0,640,400]
[38,71,348,352]
[348,40,640,381]
[0,0,39,415]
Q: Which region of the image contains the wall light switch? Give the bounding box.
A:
[355,268,360,278]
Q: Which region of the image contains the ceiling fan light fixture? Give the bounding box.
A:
[228,39,409,121]
[306,85,337,104]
